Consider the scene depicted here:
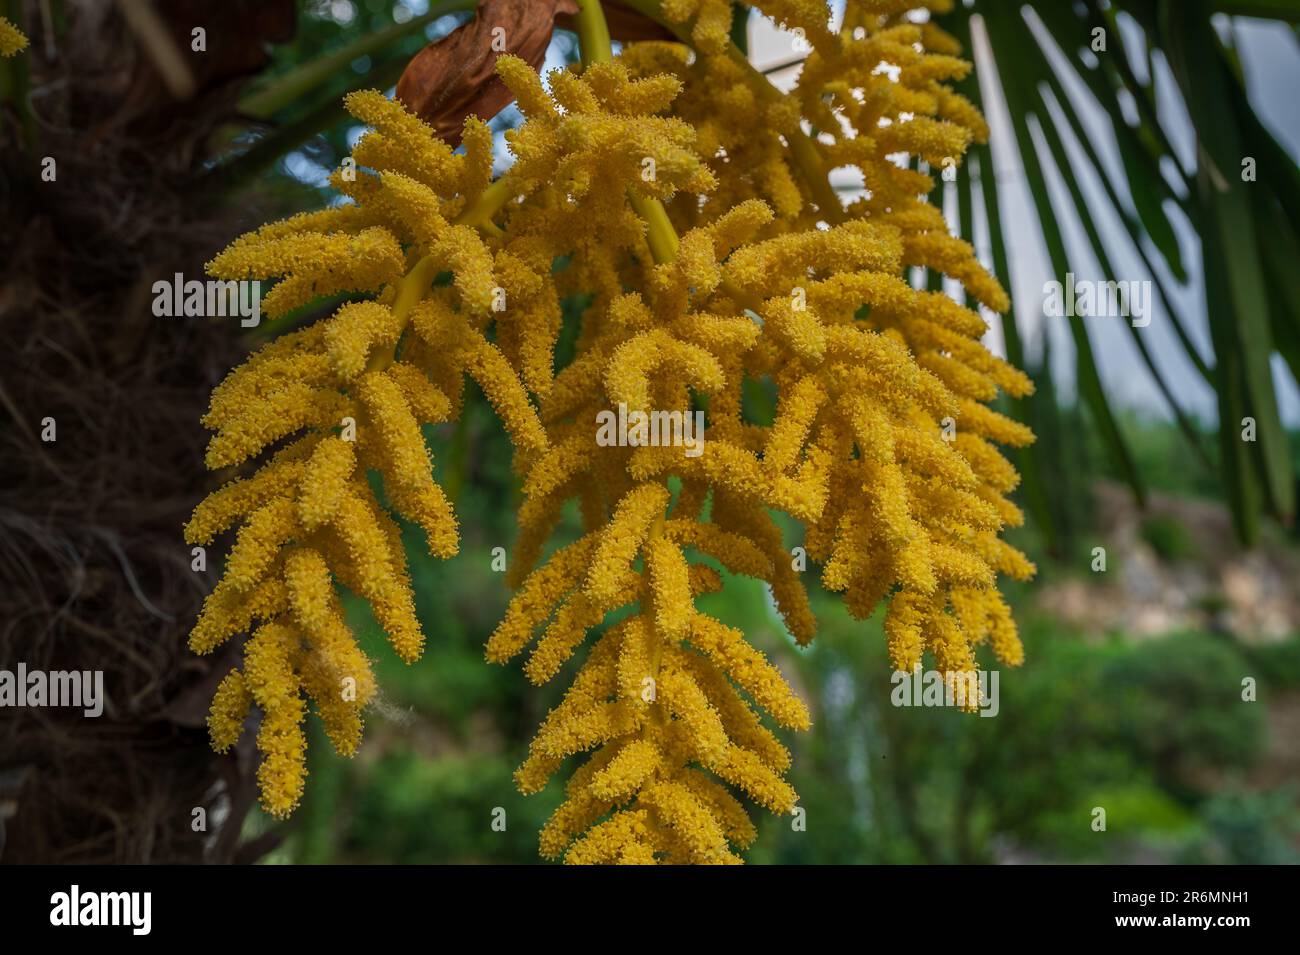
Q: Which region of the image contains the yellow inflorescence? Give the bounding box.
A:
[0,16,26,56]
[191,0,1034,860]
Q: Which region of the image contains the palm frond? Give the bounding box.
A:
[940,0,1300,543]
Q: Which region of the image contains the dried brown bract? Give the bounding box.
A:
[396,0,578,146]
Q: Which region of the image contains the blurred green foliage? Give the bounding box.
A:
[1139,514,1198,561]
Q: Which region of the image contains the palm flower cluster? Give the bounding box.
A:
[0,16,26,57]
[189,0,1034,862]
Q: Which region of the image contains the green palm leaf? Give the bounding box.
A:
[944,0,1300,543]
